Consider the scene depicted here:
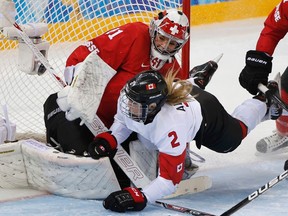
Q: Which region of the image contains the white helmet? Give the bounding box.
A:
[149,9,190,70]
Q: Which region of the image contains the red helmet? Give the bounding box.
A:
[149,9,190,56]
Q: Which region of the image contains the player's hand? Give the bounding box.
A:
[239,50,273,95]
[103,187,147,212]
[88,132,117,159]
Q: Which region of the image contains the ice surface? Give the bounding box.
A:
[0,17,288,216]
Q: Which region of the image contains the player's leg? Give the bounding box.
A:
[44,93,94,155]
[256,66,288,154]
[193,82,280,153]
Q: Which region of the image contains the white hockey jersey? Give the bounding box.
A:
[110,97,203,203]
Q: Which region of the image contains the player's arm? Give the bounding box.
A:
[102,149,186,212]
[64,39,101,85]
[256,0,288,55]
[87,105,133,159]
[64,24,138,84]
[239,1,288,95]
[142,150,186,202]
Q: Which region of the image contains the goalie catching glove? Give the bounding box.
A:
[103,187,147,212]
[88,131,117,159]
[239,50,273,95]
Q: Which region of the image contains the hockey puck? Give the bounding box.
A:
[284,160,288,171]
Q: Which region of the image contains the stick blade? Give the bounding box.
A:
[164,176,212,198]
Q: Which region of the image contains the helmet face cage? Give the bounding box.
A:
[120,71,168,123]
[120,90,149,123]
[149,9,189,56]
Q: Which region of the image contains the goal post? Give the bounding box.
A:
[182,0,191,76]
[0,0,190,139]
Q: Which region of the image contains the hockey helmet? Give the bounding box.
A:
[120,70,168,123]
[149,9,190,56]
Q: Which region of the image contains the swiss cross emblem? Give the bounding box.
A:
[169,25,179,35]
[146,83,156,90]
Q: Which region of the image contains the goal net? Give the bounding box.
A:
[0,0,185,140]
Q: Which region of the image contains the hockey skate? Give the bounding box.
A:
[182,145,206,180]
[182,154,199,180]
[256,131,288,154]
[189,53,222,89]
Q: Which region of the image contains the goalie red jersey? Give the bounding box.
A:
[256,0,288,136]
[65,22,186,127]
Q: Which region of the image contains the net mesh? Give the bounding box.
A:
[0,0,183,138]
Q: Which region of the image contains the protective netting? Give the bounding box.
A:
[0,0,182,137]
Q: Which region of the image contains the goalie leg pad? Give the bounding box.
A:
[21,139,121,199]
[0,142,28,188]
[129,140,158,181]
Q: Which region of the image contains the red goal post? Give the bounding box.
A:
[0,0,190,139]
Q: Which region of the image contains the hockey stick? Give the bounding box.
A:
[220,169,288,216]
[155,201,216,216]
[156,169,288,216]
[284,160,288,171]
[8,22,67,88]
[258,74,288,112]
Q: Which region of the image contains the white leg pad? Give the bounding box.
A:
[0,142,28,188]
[21,139,121,199]
[129,140,158,181]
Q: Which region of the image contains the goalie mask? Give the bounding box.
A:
[120,71,168,124]
[149,9,190,70]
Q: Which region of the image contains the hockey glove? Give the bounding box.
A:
[103,187,147,212]
[239,50,273,95]
[88,131,117,159]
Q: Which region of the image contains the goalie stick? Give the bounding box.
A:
[4,16,211,197]
[7,22,66,88]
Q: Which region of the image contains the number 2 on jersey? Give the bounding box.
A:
[168,131,180,148]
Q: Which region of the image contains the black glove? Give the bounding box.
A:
[103,187,147,212]
[239,50,273,95]
[88,131,117,159]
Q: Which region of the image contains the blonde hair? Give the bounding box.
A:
[164,69,194,105]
